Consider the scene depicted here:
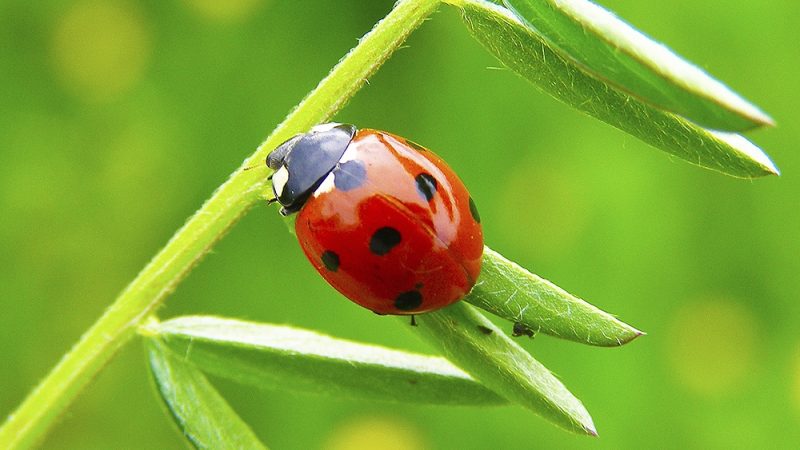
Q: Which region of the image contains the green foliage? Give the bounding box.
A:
[459,0,777,178]
[147,337,268,450]
[468,247,642,346]
[0,0,443,447]
[414,302,596,434]
[148,316,505,406]
[0,0,779,448]
[502,0,773,130]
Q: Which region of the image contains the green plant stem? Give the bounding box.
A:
[0,1,441,447]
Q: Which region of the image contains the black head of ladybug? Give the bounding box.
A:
[266,123,356,215]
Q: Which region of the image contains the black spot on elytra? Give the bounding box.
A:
[395,290,423,311]
[321,250,339,272]
[333,159,366,191]
[469,196,481,223]
[369,227,401,255]
[415,173,437,202]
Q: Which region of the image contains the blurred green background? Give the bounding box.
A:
[1,0,798,448]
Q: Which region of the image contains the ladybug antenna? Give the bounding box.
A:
[266,197,279,205]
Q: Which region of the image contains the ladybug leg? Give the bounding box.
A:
[409,315,418,327]
[266,197,279,205]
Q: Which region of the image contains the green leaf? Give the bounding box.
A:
[413,302,597,435]
[146,338,268,450]
[502,0,773,131]
[457,0,778,178]
[149,316,505,406]
[468,247,643,346]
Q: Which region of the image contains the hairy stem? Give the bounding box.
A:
[0,0,441,447]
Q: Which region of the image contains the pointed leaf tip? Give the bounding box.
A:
[457,0,779,179]
[709,131,780,176]
[411,303,597,434]
[467,247,644,347]
[502,0,775,131]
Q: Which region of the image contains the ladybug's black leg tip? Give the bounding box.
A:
[409,315,418,327]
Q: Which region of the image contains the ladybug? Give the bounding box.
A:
[266,123,483,315]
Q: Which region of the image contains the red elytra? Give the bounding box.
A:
[268,125,483,315]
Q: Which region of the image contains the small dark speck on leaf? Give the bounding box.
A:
[512,322,536,338]
[476,325,493,335]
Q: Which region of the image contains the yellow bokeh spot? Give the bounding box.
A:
[322,415,427,450]
[793,349,800,414]
[495,162,586,258]
[51,0,150,102]
[666,298,757,396]
[183,0,265,22]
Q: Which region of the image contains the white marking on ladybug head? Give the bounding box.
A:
[310,122,341,134]
[272,165,289,198]
[314,172,336,197]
